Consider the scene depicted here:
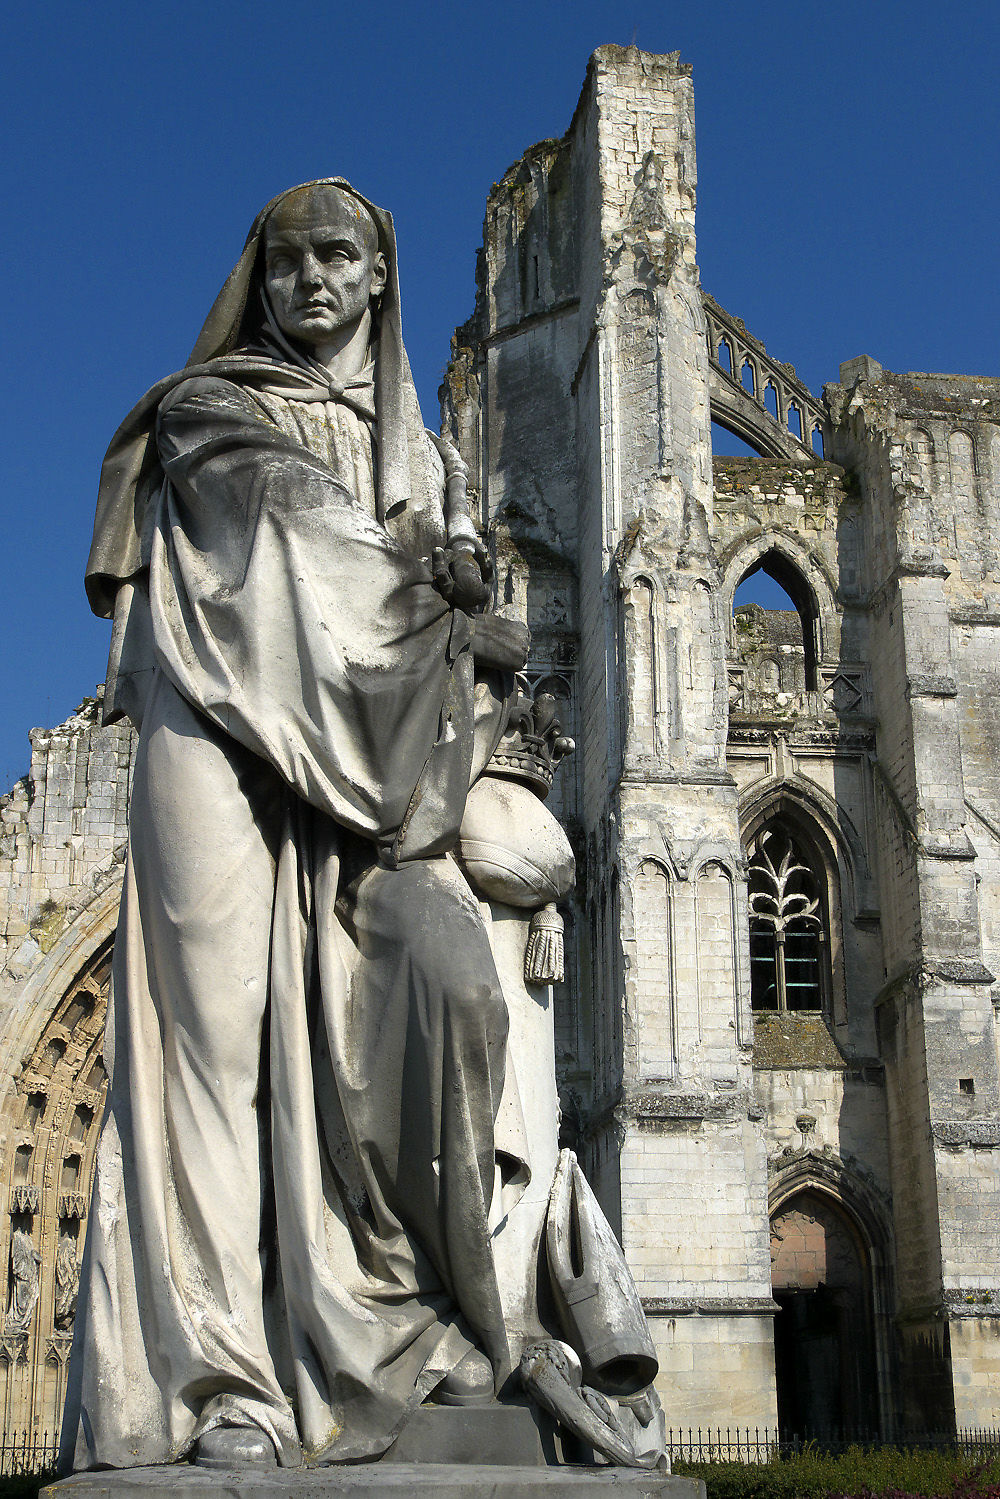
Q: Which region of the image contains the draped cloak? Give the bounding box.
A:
[60,182,527,1471]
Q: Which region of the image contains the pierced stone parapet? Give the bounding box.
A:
[727,664,871,721]
[704,293,826,459]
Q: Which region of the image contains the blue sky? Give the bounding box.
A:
[2,0,998,789]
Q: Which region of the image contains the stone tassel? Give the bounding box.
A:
[525,904,564,984]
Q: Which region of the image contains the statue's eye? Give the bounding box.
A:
[267,255,295,275]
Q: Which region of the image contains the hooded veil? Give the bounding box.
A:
[87,178,445,618]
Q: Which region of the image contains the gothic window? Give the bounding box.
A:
[748,826,827,1012]
[732,550,819,692]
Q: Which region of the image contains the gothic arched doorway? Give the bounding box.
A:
[770,1188,879,1439]
[0,933,111,1440]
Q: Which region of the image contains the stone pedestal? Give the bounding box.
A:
[47,1407,698,1499]
[383,1404,550,1466]
[45,1467,701,1499]
[46,1408,702,1499]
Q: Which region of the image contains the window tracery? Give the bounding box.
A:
[748,826,826,1012]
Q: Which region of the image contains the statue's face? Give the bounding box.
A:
[263,186,387,350]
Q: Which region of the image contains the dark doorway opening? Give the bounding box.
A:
[770,1191,880,1439]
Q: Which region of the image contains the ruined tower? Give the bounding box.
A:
[442,45,1000,1434]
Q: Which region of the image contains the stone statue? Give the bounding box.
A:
[59,180,665,1477]
[7,1225,41,1332]
[54,1232,80,1332]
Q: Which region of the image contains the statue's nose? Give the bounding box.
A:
[300,251,322,286]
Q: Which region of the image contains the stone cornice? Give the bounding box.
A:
[906,675,958,699]
[933,1120,1000,1148]
[727,724,875,750]
[617,765,736,788]
[951,608,1000,627]
[642,1296,778,1317]
[896,1292,1000,1323]
[622,1087,753,1127]
[875,959,996,1008]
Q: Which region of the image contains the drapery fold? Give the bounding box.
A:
[150,375,475,861]
[61,370,523,1471]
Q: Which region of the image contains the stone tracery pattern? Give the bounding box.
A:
[748,829,825,1013]
[704,294,827,460]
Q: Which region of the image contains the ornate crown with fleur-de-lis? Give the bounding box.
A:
[488,678,575,799]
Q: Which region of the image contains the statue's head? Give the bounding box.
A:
[262,183,388,358]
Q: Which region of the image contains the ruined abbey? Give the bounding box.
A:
[2,45,1000,1443]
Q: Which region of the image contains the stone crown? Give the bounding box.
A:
[488,682,575,798]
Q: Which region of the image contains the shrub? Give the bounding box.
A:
[0,1476,56,1499]
[673,1445,1000,1499]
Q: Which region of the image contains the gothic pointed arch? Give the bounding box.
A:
[768,1147,893,1251]
[721,527,839,598]
[724,536,838,692]
[768,1152,894,1439]
[739,777,871,922]
[0,911,113,1438]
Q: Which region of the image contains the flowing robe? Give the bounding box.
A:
[61,374,522,1470]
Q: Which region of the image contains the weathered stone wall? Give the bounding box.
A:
[0,693,131,985]
[825,366,1000,1425]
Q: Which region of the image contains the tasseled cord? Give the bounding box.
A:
[525,904,564,984]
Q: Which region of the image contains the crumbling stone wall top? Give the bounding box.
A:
[713,456,847,486]
[590,43,692,75]
[733,604,802,650]
[828,366,1000,424]
[0,690,135,985]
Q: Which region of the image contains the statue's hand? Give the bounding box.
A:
[432,542,494,613]
[471,615,530,671]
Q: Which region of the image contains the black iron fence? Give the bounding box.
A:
[666,1427,1000,1464]
[3,1424,1000,1477]
[0,1431,57,1478]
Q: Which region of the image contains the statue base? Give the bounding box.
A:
[45,1408,701,1499]
[45,1467,699,1499]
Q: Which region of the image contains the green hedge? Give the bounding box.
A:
[673,1447,1000,1499]
[0,1476,55,1499]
